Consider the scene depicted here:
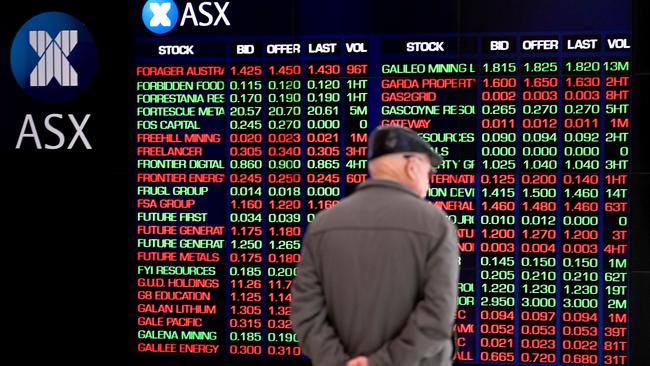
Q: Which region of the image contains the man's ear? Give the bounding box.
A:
[405,159,417,180]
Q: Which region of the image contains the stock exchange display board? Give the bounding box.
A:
[132,1,634,364]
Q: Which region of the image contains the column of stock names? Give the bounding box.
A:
[134,33,630,365]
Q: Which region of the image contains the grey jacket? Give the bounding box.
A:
[291,179,459,366]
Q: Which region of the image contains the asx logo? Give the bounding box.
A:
[10,11,97,104]
[142,0,231,34]
[10,12,96,149]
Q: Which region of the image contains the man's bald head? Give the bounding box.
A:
[365,125,441,198]
[367,125,442,167]
[368,153,405,178]
[368,152,432,198]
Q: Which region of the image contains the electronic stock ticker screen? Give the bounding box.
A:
[133,1,633,364]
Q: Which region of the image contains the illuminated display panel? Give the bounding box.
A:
[132,1,633,365]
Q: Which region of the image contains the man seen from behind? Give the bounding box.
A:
[291,125,460,366]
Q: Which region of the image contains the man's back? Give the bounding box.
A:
[291,179,459,366]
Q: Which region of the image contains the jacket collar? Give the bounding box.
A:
[355,178,422,199]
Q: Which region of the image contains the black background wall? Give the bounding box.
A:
[1,1,133,361]
[1,0,647,363]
